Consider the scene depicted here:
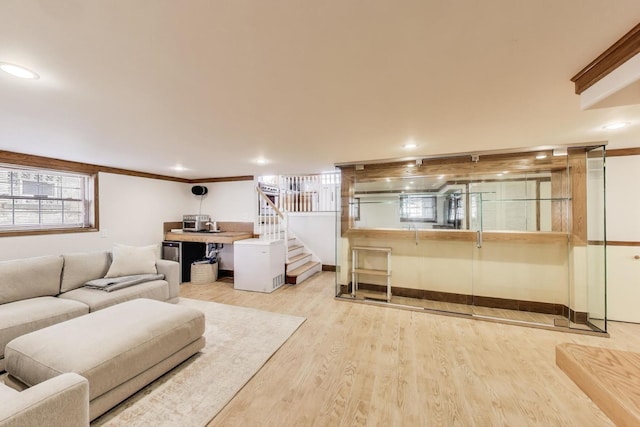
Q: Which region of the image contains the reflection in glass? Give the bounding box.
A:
[352,171,561,232]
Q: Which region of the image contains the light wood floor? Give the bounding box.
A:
[181,272,640,427]
[351,293,595,331]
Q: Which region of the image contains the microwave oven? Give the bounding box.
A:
[183,214,210,232]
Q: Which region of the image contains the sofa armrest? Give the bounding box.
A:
[0,373,89,427]
[156,259,180,300]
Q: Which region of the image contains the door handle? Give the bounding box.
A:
[476,230,482,248]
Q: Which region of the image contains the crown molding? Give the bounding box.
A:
[0,150,254,183]
[571,22,640,94]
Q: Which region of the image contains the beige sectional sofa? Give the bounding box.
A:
[0,250,179,372]
[0,373,89,427]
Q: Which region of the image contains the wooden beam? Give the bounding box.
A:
[607,147,640,157]
[189,176,254,183]
[571,22,640,94]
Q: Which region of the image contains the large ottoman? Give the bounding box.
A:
[4,298,205,421]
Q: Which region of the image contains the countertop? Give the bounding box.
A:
[165,230,253,244]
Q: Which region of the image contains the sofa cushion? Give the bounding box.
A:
[104,244,157,278]
[0,383,18,399]
[60,251,111,293]
[58,280,169,312]
[0,256,64,305]
[0,297,89,369]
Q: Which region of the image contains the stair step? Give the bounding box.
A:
[286,261,321,284]
[286,252,310,263]
[287,244,304,258]
[556,343,640,427]
[287,252,311,264]
[286,253,312,272]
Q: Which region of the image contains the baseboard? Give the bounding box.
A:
[218,269,234,278]
[322,265,336,272]
[340,282,588,324]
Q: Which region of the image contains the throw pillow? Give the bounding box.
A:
[104,244,158,278]
[61,251,111,293]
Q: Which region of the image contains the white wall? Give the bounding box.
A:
[186,180,256,271]
[193,180,256,223]
[287,212,336,265]
[342,236,569,305]
[0,172,193,261]
[605,155,640,322]
[606,155,640,241]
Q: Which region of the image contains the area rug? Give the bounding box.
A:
[92,298,306,426]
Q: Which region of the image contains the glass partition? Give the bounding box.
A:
[470,166,571,326]
[352,171,562,232]
[585,146,607,332]
[335,146,607,333]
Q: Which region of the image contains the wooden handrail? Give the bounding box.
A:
[256,186,285,219]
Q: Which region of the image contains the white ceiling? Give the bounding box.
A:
[1,1,640,179]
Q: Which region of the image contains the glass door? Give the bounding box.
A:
[469,158,572,327]
[584,146,607,332]
[348,168,475,315]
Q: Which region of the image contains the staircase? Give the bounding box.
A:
[256,185,323,286]
[285,236,322,284]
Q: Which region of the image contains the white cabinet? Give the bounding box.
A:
[234,239,285,293]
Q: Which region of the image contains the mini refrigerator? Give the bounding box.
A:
[233,238,285,293]
[162,241,206,283]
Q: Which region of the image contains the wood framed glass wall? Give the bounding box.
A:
[335,146,607,333]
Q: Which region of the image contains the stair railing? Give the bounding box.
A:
[278,172,340,212]
[256,186,289,251]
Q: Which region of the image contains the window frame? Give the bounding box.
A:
[0,163,99,237]
[399,194,437,223]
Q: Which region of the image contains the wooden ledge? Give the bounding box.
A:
[346,228,568,244]
[556,343,640,427]
[351,245,392,252]
[165,231,252,244]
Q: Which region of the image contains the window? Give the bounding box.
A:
[399,194,436,222]
[0,165,96,234]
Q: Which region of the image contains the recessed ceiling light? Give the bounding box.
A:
[403,139,417,149]
[385,178,391,182]
[497,173,504,177]
[602,122,628,130]
[0,62,39,79]
[405,186,410,190]
[255,158,268,165]
[502,171,509,174]
[170,164,188,171]
[407,164,415,168]
[536,154,547,160]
